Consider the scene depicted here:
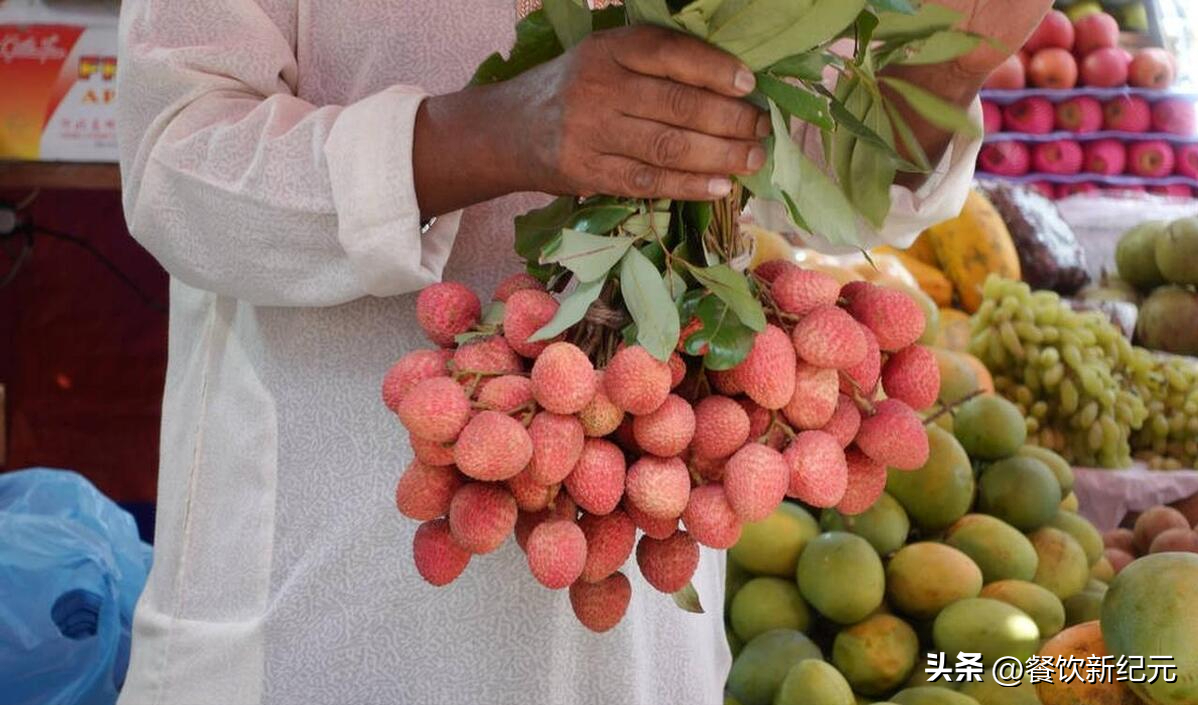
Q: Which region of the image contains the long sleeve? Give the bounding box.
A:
[116,0,461,307]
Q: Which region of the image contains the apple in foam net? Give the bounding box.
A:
[1024,10,1075,52]
[982,101,1002,134]
[1149,185,1195,198]
[984,54,1026,90]
[1081,47,1129,88]
[1151,99,1196,136]
[1055,96,1103,133]
[1073,12,1120,56]
[1129,48,1175,90]
[1177,144,1198,180]
[1028,49,1078,89]
[1128,141,1175,178]
[1083,139,1127,175]
[1057,182,1100,199]
[1104,96,1152,133]
[978,141,1031,177]
[1028,181,1056,200]
[1003,97,1055,134]
[1033,140,1084,175]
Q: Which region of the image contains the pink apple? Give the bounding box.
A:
[1104,96,1152,133]
[1128,140,1176,178]
[1019,51,1031,72]
[1029,48,1078,89]
[1081,47,1130,88]
[1175,144,1198,180]
[1074,12,1120,56]
[978,141,1031,176]
[1025,10,1076,52]
[1056,96,1104,133]
[1151,99,1196,136]
[1129,48,1175,90]
[1083,139,1127,175]
[1058,182,1100,198]
[1033,140,1085,175]
[1029,181,1056,199]
[982,101,1003,134]
[1003,97,1056,134]
[985,54,1026,90]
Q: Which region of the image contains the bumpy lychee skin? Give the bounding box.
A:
[612,416,643,455]
[732,324,797,410]
[681,484,742,549]
[723,443,790,522]
[847,287,926,352]
[792,305,868,369]
[564,439,626,515]
[632,394,696,457]
[840,325,881,396]
[570,572,632,633]
[416,282,481,347]
[855,399,930,471]
[625,456,691,521]
[837,448,888,515]
[397,377,471,443]
[820,394,862,448]
[410,436,456,467]
[603,346,673,415]
[709,368,744,395]
[515,497,577,552]
[839,280,874,307]
[578,372,625,437]
[636,531,700,594]
[526,519,587,589]
[668,352,687,389]
[396,460,463,521]
[624,500,679,539]
[773,268,841,316]
[783,430,848,508]
[881,345,940,410]
[740,398,772,439]
[579,511,637,583]
[528,412,586,485]
[413,519,471,586]
[507,468,557,512]
[503,289,560,358]
[452,335,523,379]
[476,375,534,413]
[448,483,518,554]
[754,259,800,284]
[691,395,751,460]
[783,362,839,430]
[381,349,450,412]
[493,272,544,302]
[531,342,597,414]
[689,451,727,482]
[453,411,534,481]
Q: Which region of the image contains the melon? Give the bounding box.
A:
[1030,527,1090,600]
[945,514,1039,583]
[821,492,911,557]
[832,613,920,696]
[887,542,983,620]
[980,579,1066,640]
[887,427,976,532]
[774,659,856,705]
[727,629,822,705]
[1036,621,1141,705]
[796,532,885,625]
[933,598,1040,665]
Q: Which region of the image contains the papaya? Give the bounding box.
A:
[879,246,955,307]
[904,230,942,267]
[924,190,1021,313]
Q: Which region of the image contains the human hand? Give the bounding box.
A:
[928,0,1054,84]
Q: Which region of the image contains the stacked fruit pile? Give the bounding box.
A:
[385,267,937,631]
[1116,216,1198,356]
[722,393,1135,705]
[1103,505,1198,573]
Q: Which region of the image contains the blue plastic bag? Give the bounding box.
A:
[0,469,152,705]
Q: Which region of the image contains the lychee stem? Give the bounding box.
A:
[921,389,984,426]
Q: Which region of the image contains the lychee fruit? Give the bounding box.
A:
[772,268,841,316]
[453,411,534,481]
[1083,139,1126,175]
[452,335,523,379]
[395,460,462,521]
[820,394,862,448]
[1032,140,1084,175]
[569,572,632,633]
[625,455,691,521]
[855,399,930,471]
[783,362,839,430]
[412,518,471,586]
[754,259,800,284]
[624,500,679,540]
[840,325,881,395]
[1151,98,1196,136]
[448,483,518,554]
[690,395,751,460]
[577,372,625,437]
[681,484,742,549]
[476,375,534,413]
[837,449,889,516]
[709,368,744,395]
[410,435,456,466]
[668,352,687,389]
[397,376,471,443]
[503,289,560,358]
[632,394,696,458]
[689,452,727,482]
[1128,141,1175,178]
[507,468,558,512]
[528,412,586,485]
[732,324,796,410]
[564,438,626,515]
[612,416,642,455]
[381,349,450,412]
[739,398,773,439]
[982,101,1002,134]
[578,511,637,583]
[1055,96,1103,133]
[1003,97,1055,134]
[791,306,867,370]
[493,272,544,302]
[603,345,672,415]
[881,345,941,410]
[783,430,848,508]
[526,519,587,589]
[846,287,925,353]
[1103,96,1152,133]
[515,496,577,551]
[723,443,790,522]
[635,531,700,594]
[416,282,481,347]
[978,141,1031,177]
[529,341,596,414]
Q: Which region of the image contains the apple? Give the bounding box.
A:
[1129,48,1176,90]
[1025,10,1075,52]
[1074,12,1120,56]
[984,54,1026,90]
[1152,99,1197,136]
[1029,48,1079,89]
[1081,47,1130,87]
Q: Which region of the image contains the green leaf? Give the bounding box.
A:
[883,99,932,173]
[686,296,756,370]
[890,30,981,66]
[471,11,564,86]
[873,3,960,40]
[686,263,766,332]
[623,209,672,238]
[624,0,677,28]
[619,247,681,362]
[830,77,864,203]
[664,268,688,301]
[733,0,866,70]
[880,76,981,139]
[755,74,832,130]
[570,204,637,234]
[849,97,895,229]
[854,9,880,55]
[768,50,835,82]
[514,196,577,261]
[867,0,915,14]
[543,0,592,49]
[544,230,637,282]
[683,201,713,242]
[671,581,705,614]
[769,100,860,247]
[481,302,506,326]
[528,278,604,342]
[707,0,817,54]
[738,134,782,202]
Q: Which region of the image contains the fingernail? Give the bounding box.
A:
[734,69,756,95]
[755,113,771,138]
[746,146,765,172]
[708,177,733,197]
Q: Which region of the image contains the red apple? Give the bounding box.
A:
[1025,10,1075,52]
[985,54,1026,90]
[1074,12,1120,56]
[1129,48,1176,90]
[1081,47,1130,87]
[1029,48,1079,89]
[1019,51,1031,72]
